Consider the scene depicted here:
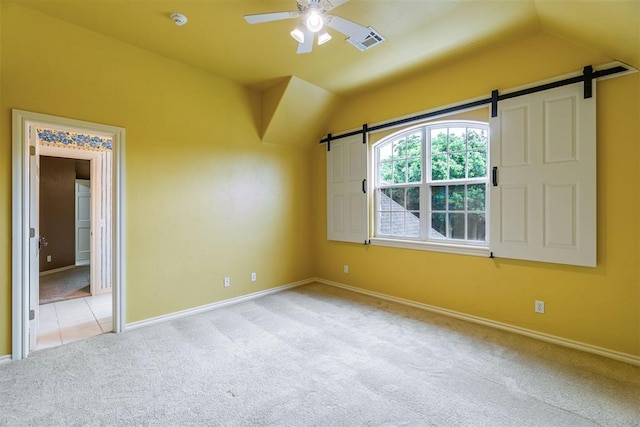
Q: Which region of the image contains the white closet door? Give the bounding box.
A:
[327,134,369,244]
[75,179,91,265]
[490,82,596,267]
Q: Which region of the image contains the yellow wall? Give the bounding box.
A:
[312,32,640,357]
[0,3,314,354]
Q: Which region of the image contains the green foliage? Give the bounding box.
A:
[379,132,421,184]
[379,127,487,184]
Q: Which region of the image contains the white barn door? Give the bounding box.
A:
[327,134,369,244]
[490,82,596,267]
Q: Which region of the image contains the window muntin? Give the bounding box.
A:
[374,122,488,245]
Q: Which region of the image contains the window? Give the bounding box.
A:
[374,122,489,247]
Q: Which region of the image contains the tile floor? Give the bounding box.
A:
[37,292,112,351]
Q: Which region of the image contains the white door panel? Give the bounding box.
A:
[28,133,39,350]
[490,82,596,267]
[327,134,368,243]
[75,179,91,264]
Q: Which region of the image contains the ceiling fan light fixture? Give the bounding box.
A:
[290,25,305,43]
[306,9,324,33]
[318,30,332,45]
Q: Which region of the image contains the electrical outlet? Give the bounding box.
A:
[251,272,257,282]
[535,300,545,314]
[46,255,51,263]
[343,265,349,274]
[224,277,231,288]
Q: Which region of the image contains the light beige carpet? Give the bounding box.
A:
[1,283,638,426]
[39,266,90,305]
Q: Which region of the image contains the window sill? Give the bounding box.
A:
[370,237,491,258]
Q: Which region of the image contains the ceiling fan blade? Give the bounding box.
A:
[297,28,314,54]
[244,11,300,24]
[326,15,371,42]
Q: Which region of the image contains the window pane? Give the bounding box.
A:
[448,128,466,152]
[449,152,466,179]
[379,211,391,235]
[468,150,487,178]
[390,188,405,209]
[468,213,486,241]
[392,139,406,160]
[468,128,487,150]
[393,161,407,184]
[378,188,392,211]
[406,187,420,211]
[379,161,393,184]
[448,185,465,210]
[430,129,447,154]
[431,154,447,180]
[406,133,422,158]
[391,212,404,236]
[449,213,465,239]
[467,184,485,211]
[407,158,421,183]
[431,213,446,238]
[431,186,446,210]
[406,212,420,237]
[378,142,393,162]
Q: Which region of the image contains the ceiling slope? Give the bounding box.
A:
[6,0,637,94]
[261,76,339,148]
[535,0,639,70]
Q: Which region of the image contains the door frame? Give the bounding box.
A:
[40,145,103,296]
[11,109,127,361]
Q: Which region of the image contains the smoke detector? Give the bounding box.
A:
[170,13,188,26]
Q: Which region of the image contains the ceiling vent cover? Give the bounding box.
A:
[347,28,385,51]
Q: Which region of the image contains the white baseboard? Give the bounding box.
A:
[40,265,76,276]
[126,278,315,331]
[315,278,640,367]
[75,260,90,266]
[0,354,12,365]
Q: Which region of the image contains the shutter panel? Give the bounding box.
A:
[490,82,596,267]
[327,134,368,243]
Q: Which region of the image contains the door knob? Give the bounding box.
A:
[38,236,48,249]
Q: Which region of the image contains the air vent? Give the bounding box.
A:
[347,27,385,51]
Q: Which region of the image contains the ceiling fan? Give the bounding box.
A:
[244,0,385,54]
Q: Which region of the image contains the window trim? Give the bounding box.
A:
[370,237,491,257]
[371,120,490,255]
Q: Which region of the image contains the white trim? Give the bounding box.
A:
[370,237,491,257]
[0,355,12,365]
[126,279,314,331]
[75,260,90,266]
[39,265,75,276]
[11,109,126,360]
[315,278,640,367]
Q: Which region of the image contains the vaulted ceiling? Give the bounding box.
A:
[7,0,640,96]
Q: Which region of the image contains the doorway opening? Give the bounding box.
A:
[36,152,109,350]
[12,110,126,361]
